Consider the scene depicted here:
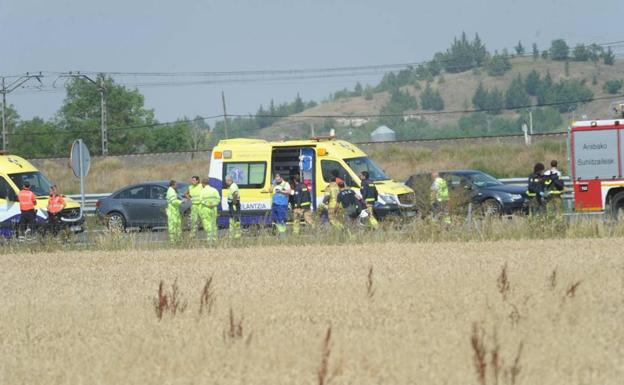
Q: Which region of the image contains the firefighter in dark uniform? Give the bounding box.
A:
[336,181,361,226]
[527,162,547,214]
[292,175,313,234]
[359,171,379,229]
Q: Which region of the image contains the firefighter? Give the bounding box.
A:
[359,171,379,229]
[336,181,361,226]
[543,160,565,215]
[322,176,342,229]
[291,174,313,234]
[46,185,66,236]
[166,180,182,243]
[270,173,291,236]
[431,172,450,224]
[225,175,241,239]
[17,181,38,239]
[184,176,203,239]
[200,178,221,244]
[527,162,547,214]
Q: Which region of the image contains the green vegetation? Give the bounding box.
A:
[603,79,623,94]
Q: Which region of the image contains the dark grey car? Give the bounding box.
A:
[95,181,191,231]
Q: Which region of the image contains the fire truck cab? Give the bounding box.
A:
[570,105,624,217]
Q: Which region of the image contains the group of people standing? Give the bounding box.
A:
[16,182,66,239]
[165,176,239,243]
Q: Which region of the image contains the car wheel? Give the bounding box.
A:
[609,191,624,220]
[480,199,502,217]
[107,212,126,232]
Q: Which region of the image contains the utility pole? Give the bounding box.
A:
[1,73,43,152]
[221,90,229,139]
[58,73,108,155]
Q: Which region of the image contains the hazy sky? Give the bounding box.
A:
[1,0,622,124]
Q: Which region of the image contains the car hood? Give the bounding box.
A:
[480,184,526,195]
[371,180,414,195]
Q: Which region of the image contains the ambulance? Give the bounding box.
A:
[208,137,417,227]
[0,154,84,238]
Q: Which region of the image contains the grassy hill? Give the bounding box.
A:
[258,57,624,140]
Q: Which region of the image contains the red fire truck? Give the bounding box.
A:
[570,104,624,217]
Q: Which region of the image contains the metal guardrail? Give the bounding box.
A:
[71,176,574,215]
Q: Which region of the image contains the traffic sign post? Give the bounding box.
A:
[69,139,91,223]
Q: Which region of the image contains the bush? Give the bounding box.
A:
[550,39,570,61]
[603,80,624,95]
[420,83,445,111]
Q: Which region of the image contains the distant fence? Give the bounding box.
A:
[71,176,574,215]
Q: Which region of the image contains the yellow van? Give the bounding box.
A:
[209,137,416,227]
[0,154,84,237]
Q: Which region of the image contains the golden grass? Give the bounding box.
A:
[33,140,566,194]
[1,238,622,384]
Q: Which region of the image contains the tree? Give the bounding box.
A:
[420,83,445,111]
[472,82,488,110]
[505,75,530,109]
[379,88,418,126]
[364,86,374,100]
[603,80,624,95]
[11,117,63,158]
[572,44,589,61]
[550,39,570,61]
[532,43,539,60]
[525,70,541,96]
[542,79,594,112]
[293,93,305,113]
[541,50,549,60]
[58,74,156,155]
[603,47,615,65]
[486,51,512,76]
[515,41,525,55]
[0,104,20,151]
[354,82,363,96]
[485,88,504,114]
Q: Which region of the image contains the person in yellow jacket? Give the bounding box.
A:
[323,176,342,229]
[431,171,451,224]
[225,175,242,239]
[184,176,203,239]
[200,178,221,244]
[166,180,182,243]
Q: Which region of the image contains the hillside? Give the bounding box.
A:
[258,57,624,140]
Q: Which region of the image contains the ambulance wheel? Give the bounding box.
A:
[107,212,126,232]
[609,191,624,220]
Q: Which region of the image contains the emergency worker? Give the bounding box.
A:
[331,169,344,184]
[543,160,565,215]
[527,162,547,214]
[184,176,203,239]
[323,176,342,229]
[166,180,182,243]
[18,181,37,238]
[47,185,66,236]
[225,175,241,239]
[431,172,450,224]
[359,171,379,229]
[270,174,291,236]
[200,178,221,244]
[336,182,361,225]
[291,174,313,234]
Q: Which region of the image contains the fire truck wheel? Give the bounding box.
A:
[610,191,624,220]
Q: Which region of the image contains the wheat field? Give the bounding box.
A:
[1,238,622,385]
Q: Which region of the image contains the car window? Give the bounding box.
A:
[116,185,147,199]
[0,177,17,201]
[446,174,468,188]
[223,162,266,188]
[321,160,356,186]
[150,185,167,200]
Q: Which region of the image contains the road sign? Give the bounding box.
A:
[70,139,91,178]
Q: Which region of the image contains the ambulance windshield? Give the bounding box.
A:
[9,172,53,197]
[345,157,390,181]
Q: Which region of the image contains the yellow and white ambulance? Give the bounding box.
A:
[208,137,416,227]
[0,154,84,237]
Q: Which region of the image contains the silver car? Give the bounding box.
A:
[96,181,191,231]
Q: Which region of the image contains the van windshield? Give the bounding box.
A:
[345,157,390,181]
[9,172,53,197]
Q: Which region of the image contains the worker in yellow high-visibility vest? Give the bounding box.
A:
[431,172,450,224]
[166,180,183,243]
[184,176,203,239]
[200,178,221,244]
[225,175,242,239]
